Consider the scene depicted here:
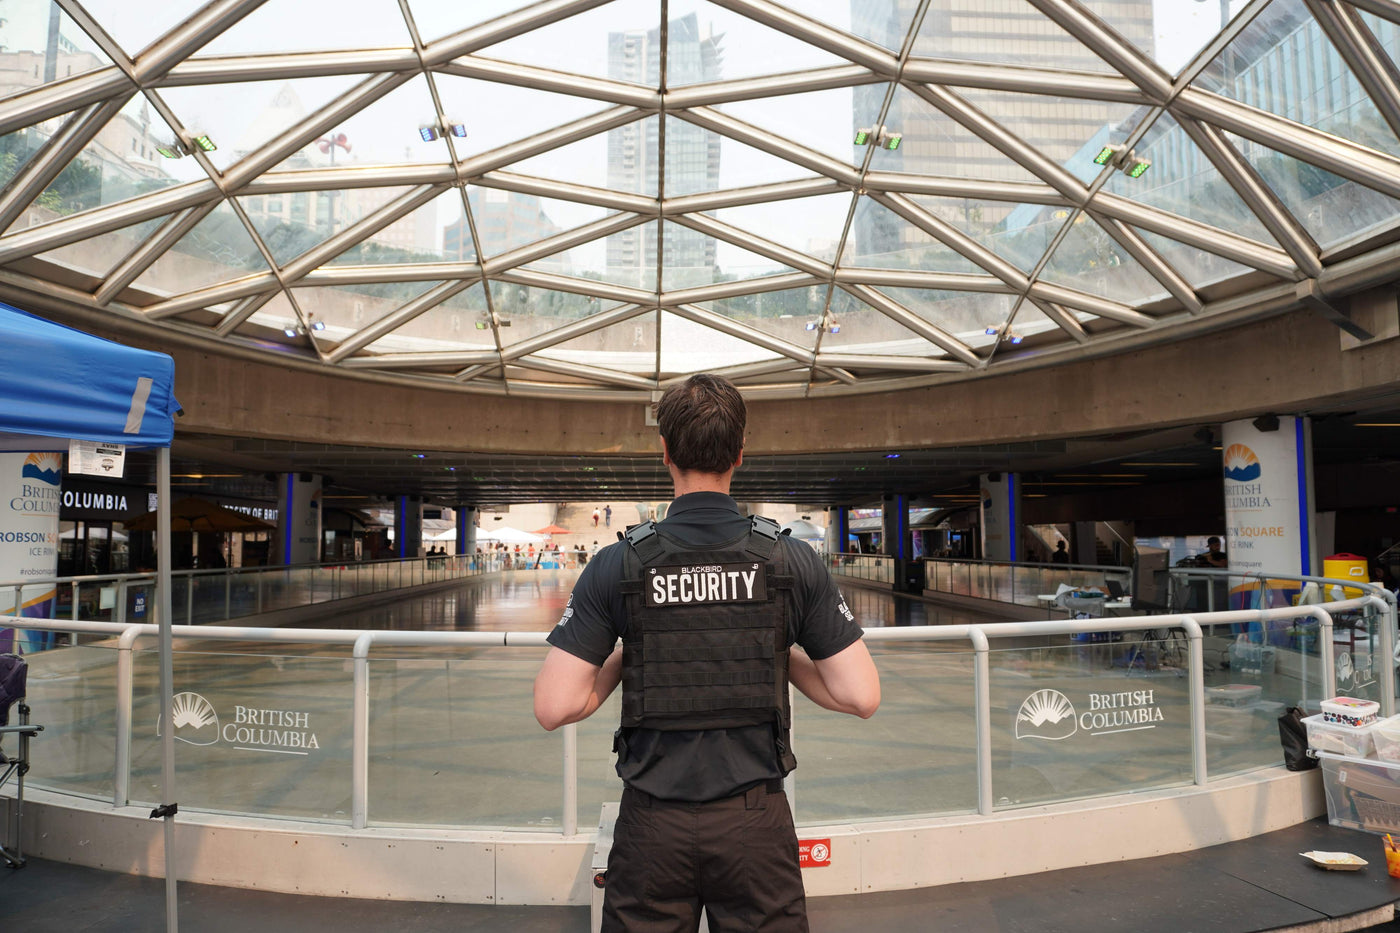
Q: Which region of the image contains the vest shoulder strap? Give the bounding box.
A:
[746,514,783,560]
[622,520,665,564]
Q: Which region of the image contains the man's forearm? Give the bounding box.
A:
[574,646,624,722]
[788,647,865,716]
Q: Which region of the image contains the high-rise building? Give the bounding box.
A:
[606,13,722,291]
[850,0,1155,259]
[443,189,560,262]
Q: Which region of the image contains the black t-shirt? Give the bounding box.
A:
[546,491,865,801]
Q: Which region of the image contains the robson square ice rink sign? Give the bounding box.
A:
[1221,416,1315,583]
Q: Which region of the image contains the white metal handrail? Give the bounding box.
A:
[4,591,1389,835]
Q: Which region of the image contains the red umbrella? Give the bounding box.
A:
[534,524,571,536]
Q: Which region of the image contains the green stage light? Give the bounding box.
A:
[1093,144,1122,166]
[1126,158,1151,178]
[854,128,871,146]
[191,134,217,152]
[883,133,902,151]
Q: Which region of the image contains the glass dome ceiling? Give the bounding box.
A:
[2,0,1400,398]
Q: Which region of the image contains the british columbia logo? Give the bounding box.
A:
[1222,444,1261,482]
[1016,689,1078,740]
[158,692,320,755]
[9,453,62,515]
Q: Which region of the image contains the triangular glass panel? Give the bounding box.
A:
[34,214,170,281]
[1039,214,1171,306]
[1196,0,1400,154]
[361,282,496,356]
[524,222,659,292]
[912,0,1115,72]
[497,295,628,349]
[696,285,831,350]
[1221,131,1400,250]
[241,185,417,267]
[785,0,917,52]
[667,116,819,195]
[660,310,783,374]
[823,288,969,357]
[470,0,659,82]
[506,115,655,195]
[534,310,658,375]
[407,0,539,43]
[1130,225,1259,292]
[908,195,1067,273]
[0,2,114,103]
[718,85,886,167]
[0,123,62,228]
[270,75,450,172]
[713,193,852,261]
[324,188,470,265]
[955,87,1150,187]
[1101,111,1275,245]
[875,286,1016,347]
[434,74,610,159]
[1359,12,1400,76]
[9,97,192,232]
[198,0,413,55]
[666,2,845,86]
[660,220,794,291]
[160,76,363,173]
[293,280,444,343]
[470,187,610,260]
[868,86,1042,183]
[842,197,986,274]
[69,0,203,59]
[131,200,271,298]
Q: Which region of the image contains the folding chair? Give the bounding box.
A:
[1,653,44,869]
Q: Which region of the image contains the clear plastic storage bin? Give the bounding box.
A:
[1319,752,1400,835]
[1304,714,1377,758]
[1206,684,1263,708]
[1373,716,1400,763]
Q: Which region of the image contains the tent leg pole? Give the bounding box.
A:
[157,446,178,932]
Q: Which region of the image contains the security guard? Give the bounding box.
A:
[535,373,881,933]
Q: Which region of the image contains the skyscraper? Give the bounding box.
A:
[606,13,722,291]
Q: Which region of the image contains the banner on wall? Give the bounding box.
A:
[980,473,1018,562]
[0,451,61,652]
[1222,416,1315,608]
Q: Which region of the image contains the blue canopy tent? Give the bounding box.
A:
[0,303,182,929]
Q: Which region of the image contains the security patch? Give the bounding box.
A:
[645,562,767,607]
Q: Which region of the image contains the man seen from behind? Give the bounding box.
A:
[534,373,880,932]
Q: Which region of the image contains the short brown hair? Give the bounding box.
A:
[655,374,746,475]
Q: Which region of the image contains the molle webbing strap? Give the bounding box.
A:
[623,520,665,564]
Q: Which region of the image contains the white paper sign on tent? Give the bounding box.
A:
[68,439,126,477]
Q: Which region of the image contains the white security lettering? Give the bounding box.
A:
[678,573,691,602]
[741,570,757,598]
[652,576,667,604]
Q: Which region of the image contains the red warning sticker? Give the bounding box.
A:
[798,839,831,868]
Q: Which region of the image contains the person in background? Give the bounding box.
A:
[534,373,880,932]
[1051,540,1070,564]
[1203,536,1228,568]
[604,504,612,528]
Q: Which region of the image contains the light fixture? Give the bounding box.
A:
[805,320,818,331]
[283,325,300,338]
[854,127,872,146]
[984,325,999,336]
[418,124,441,142]
[475,320,489,330]
[1093,143,1150,178]
[883,133,902,151]
[828,322,840,334]
[190,134,217,152]
[310,320,325,332]
[1126,156,1151,178]
[446,121,468,138]
[1008,332,1024,345]
[1093,144,1124,166]
[155,142,188,160]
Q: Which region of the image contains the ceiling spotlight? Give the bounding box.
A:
[1125,156,1151,178]
[1008,332,1024,345]
[155,141,189,159]
[283,325,300,338]
[190,134,217,152]
[984,325,1000,336]
[418,124,441,142]
[883,132,902,151]
[854,127,872,146]
[805,320,818,331]
[475,321,489,330]
[445,121,468,138]
[828,322,840,334]
[1093,144,1124,166]
[310,319,326,332]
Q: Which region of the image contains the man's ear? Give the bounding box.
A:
[660,436,672,467]
[734,448,744,469]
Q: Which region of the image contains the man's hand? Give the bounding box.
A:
[788,640,880,718]
[533,645,623,730]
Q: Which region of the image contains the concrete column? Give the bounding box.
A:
[395,496,423,559]
[1222,415,1317,585]
[454,506,477,556]
[881,494,909,559]
[1071,521,1097,566]
[0,451,60,652]
[825,506,848,554]
[276,472,323,565]
[979,473,1021,562]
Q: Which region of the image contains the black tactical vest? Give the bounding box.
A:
[617,516,796,772]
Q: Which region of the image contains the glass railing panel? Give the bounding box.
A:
[989,563,1012,603]
[366,649,562,829]
[129,648,353,821]
[18,641,121,801]
[794,644,978,823]
[951,562,971,597]
[1199,612,1318,778]
[988,642,1193,809]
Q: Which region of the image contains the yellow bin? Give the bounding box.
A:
[1323,553,1369,598]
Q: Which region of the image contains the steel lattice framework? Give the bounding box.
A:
[1,0,1399,400]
